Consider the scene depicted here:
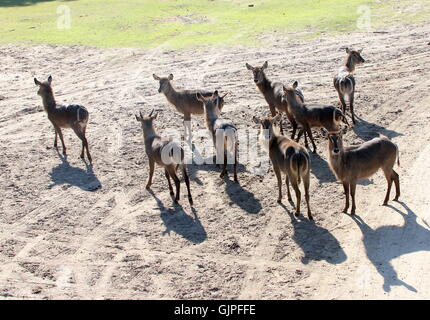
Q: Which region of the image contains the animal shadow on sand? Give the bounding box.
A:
[48,153,101,191]
[308,152,337,183]
[353,115,403,141]
[280,203,347,264]
[148,189,207,244]
[223,176,262,215]
[350,201,430,293]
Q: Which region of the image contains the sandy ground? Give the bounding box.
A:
[0,22,430,300]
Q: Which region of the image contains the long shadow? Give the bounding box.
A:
[353,115,403,141]
[0,0,74,7]
[223,177,262,215]
[350,201,430,293]
[148,189,207,244]
[48,153,101,191]
[283,206,347,264]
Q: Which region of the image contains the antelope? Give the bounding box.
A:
[253,114,312,219]
[196,90,238,182]
[282,82,349,153]
[135,110,193,205]
[34,76,92,164]
[333,48,365,124]
[245,61,304,139]
[153,74,228,142]
[327,131,400,215]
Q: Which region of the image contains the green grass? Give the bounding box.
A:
[1,0,429,48]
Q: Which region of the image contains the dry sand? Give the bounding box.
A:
[0,22,430,299]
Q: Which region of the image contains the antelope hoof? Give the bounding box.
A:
[308,215,314,220]
[394,196,400,201]
[342,208,348,213]
[382,201,388,206]
[277,199,282,204]
[169,190,174,196]
[63,150,67,155]
[145,184,151,190]
[295,212,300,218]
[234,176,239,183]
[351,209,356,215]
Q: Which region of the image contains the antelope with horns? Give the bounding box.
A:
[333,48,365,124]
[253,114,312,219]
[327,131,400,215]
[282,82,349,153]
[196,90,238,182]
[34,76,92,164]
[153,74,228,143]
[246,61,304,139]
[135,110,193,205]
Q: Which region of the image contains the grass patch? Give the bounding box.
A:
[1,0,429,48]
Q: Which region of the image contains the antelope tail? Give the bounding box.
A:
[397,147,400,167]
[296,155,301,184]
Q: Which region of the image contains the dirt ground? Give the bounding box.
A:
[1,22,430,299]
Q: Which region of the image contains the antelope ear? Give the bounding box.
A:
[358,48,363,54]
[262,61,268,69]
[135,115,140,122]
[252,116,260,124]
[245,63,254,70]
[34,78,41,86]
[196,92,205,102]
[292,81,298,89]
[168,74,174,80]
[151,112,158,120]
[213,90,219,98]
[345,47,351,54]
[153,74,160,80]
[47,75,52,85]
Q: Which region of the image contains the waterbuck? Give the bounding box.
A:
[327,131,400,215]
[34,76,92,164]
[153,74,228,142]
[253,114,312,219]
[282,82,349,153]
[245,61,304,139]
[196,90,238,182]
[333,48,365,124]
[135,110,193,205]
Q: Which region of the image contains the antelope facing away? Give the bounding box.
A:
[283,82,349,153]
[34,76,92,164]
[196,90,239,182]
[327,131,400,215]
[135,110,193,205]
[153,74,228,142]
[253,114,312,219]
[333,48,365,124]
[246,61,304,139]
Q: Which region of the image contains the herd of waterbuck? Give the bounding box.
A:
[33,48,401,220]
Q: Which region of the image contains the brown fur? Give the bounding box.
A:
[327,132,400,214]
[333,48,365,124]
[253,114,312,219]
[246,61,304,139]
[283,84,349,153]
[197,91,239,182]
[34,76,92,164]
[135,110,193,205]
[153,74,227,141]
